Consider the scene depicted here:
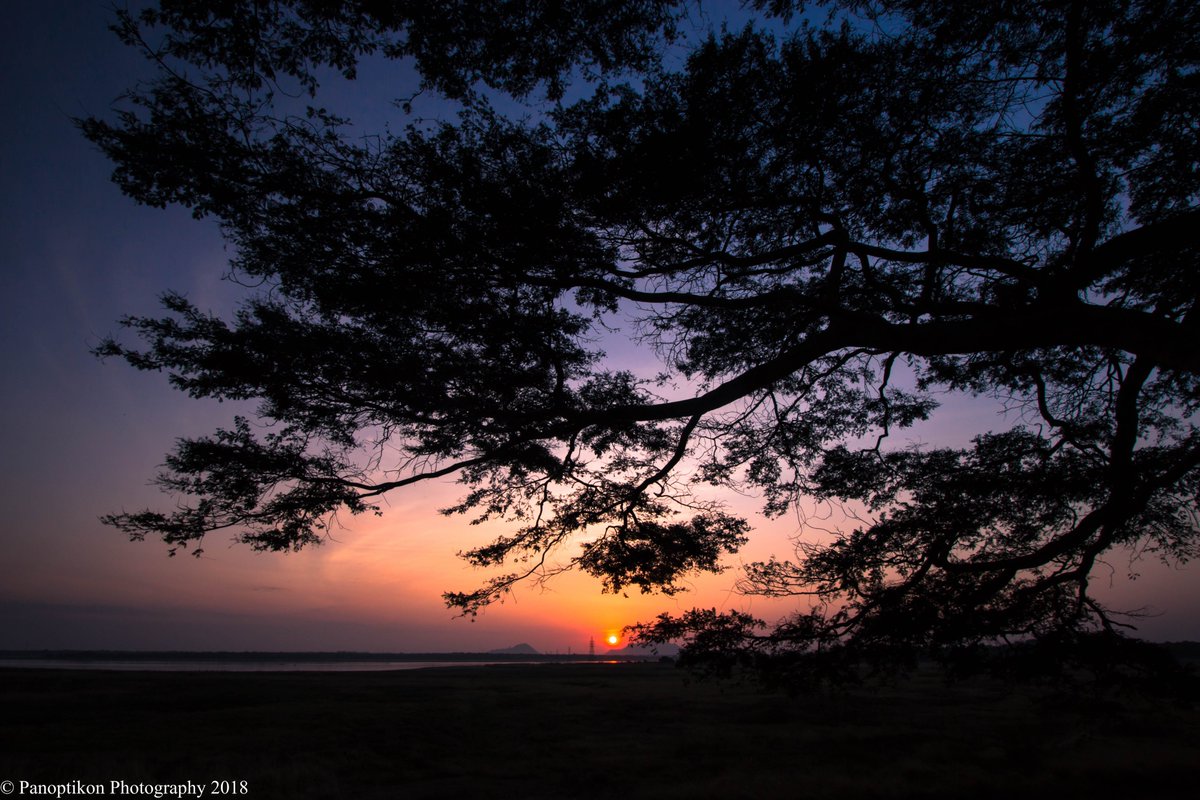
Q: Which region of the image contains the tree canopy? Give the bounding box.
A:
[86,0,1200,681]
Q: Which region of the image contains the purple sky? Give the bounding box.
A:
[1,2,1197,653]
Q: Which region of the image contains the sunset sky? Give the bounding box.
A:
[2,2,1198,653]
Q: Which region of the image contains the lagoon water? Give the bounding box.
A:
[0,658,520,671]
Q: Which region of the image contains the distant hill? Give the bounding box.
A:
[488,643,540,655]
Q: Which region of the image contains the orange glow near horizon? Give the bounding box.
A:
[14,442,1199,651]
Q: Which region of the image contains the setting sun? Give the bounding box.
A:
[606,634,619,646]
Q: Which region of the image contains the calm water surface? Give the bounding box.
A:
[0,659,573,672]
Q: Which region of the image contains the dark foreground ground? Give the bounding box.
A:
[2,663,1198,799]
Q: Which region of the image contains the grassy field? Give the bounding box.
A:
[2,663,1197,798]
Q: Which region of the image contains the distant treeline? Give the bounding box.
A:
[1162,641,1200,662]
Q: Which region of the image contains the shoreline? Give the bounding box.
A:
[0,648,664,662]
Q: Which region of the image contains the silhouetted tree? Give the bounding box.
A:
[87,1,1199,678]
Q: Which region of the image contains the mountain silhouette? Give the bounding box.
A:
[488,643,540,655]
